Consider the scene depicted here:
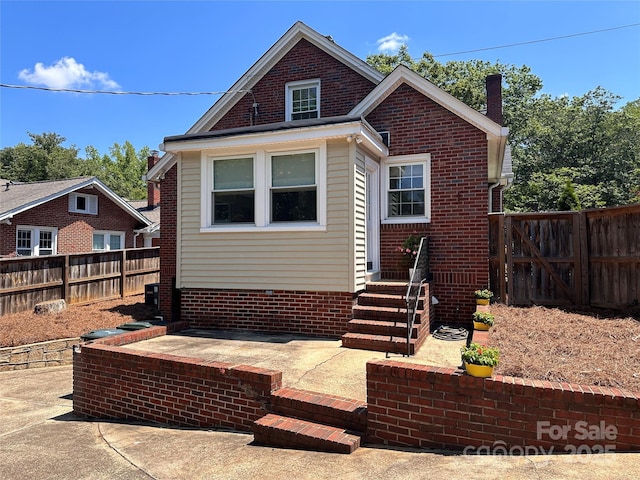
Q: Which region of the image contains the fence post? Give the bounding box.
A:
[505,215,513,305]
[577,211,589,306]
[120,249,127,298]
[63,254,70,302]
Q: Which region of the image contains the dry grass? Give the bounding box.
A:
[489,303,640,392]
[2,297,639,392]
[0,295,159,348]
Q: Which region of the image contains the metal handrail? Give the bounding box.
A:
[405,237,430,356]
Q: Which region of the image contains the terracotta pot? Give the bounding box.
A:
[464,362,494,378]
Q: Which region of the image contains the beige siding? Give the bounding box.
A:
[178,141,354,292]
[354,149,367,291]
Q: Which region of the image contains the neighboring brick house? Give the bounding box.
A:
[147,22,510,334]
[0,176,153,257]
[128,155,162,247]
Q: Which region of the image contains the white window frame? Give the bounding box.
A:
[16,225,58,256]
[200,142,327,233]
[210,154,256,225]
[381,154,431,224]
[285,79,320,121]
[69,192,98,215]
[92,230,125,251]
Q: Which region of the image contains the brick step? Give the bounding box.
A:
[347,318,421,338]
[364,281,409,296]
[352,305,425,322]
[270,387,367,432]
[341,332,419,355]
[357,292,424,309]
[253,414,361,454]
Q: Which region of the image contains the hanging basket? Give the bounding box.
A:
[473,321,490,331]
[476,298,490,305]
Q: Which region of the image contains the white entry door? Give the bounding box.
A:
[365,157,380,278]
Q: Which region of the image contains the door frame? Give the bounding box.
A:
[365,156,380,280]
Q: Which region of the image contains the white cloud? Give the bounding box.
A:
[376,33,410,54]
[18,57,120,90]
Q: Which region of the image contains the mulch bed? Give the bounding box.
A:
[489,303,640,392]
[1,296,639,392]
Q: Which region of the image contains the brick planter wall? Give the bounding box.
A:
[366,360,640,453]
[181,288,356,338]
[73,325,282,431]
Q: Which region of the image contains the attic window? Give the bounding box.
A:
[286,80,320,121]
[69,193,98,215]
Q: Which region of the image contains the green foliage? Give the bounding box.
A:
[367,48,640,212]
[474,289,493,299]
[0,133,150,200]
[472,311,495,326]
[461,342,500,367]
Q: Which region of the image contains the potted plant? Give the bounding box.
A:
[474,289,493,305]
[461,342,499,378]
[472,311,495,331]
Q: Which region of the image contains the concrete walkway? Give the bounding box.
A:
[1,332,639,479]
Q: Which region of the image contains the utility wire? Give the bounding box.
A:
[433,23,639,57]
[1,23,638,96]
[0,84,249,96]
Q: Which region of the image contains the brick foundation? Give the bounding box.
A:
[181,288,356,338]
[366,360,640,452]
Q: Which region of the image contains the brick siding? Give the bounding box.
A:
[73,325,282,431]
[367,84,490,325]
[181,288,356,338]
[366,360,640,452]
[211,39,376,130]
[1,188,144,256]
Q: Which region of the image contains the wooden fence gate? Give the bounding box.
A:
[489,204,640,309]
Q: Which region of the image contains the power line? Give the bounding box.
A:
[0,83,248,96]
[2,23,638,96]
[432,23,640,57]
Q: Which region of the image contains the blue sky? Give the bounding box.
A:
[1,1,639,157]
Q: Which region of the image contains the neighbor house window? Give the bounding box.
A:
[16,226,58,256]
[212,157,255,224]
[382,154,431,224]
[69,192,98,214]
[202,144,326,232]
[92,231,124,251]
[286,80,320,121]
[270,152,317,222]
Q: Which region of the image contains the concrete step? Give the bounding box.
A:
[270,387,367,432]
[341,332,419,355]
[253,414,361,454]
[347,318,421,338]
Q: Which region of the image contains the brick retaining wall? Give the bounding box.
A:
[366,360,640,453]
[73,325,282,431]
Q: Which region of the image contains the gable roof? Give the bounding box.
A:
[147,21,384,182]
[0,177,153,226]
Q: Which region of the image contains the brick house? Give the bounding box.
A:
[146,22,510,344]
[0,176,154,257]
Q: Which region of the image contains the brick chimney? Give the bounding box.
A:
[485,74,503,126]
[147,153,161,209]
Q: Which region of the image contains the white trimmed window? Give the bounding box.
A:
[92,231,124,251]
[286,80,320,121]
[16,226,57,256]
[69,192,98,214]
[382,154,431,224]
[202,143,326,232]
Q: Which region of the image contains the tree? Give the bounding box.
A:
[0,133,151,200]
[0,132,83,181]
[366,48,640,212]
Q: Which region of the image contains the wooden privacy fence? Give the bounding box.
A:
[489,204,640,309]
[0,247,160,316]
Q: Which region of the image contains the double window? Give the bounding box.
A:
[16,226,57,256]
[92,231,124,251]
[286,80,320,121]
[204,145,325,231]
[69,192,98,214]
[382,154,431,223]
